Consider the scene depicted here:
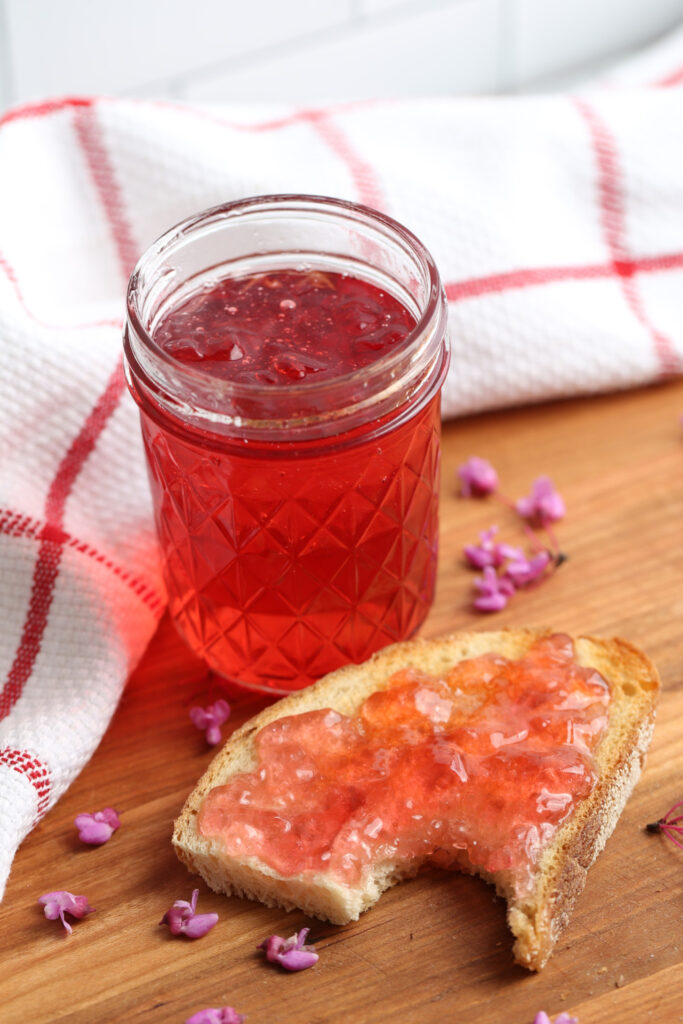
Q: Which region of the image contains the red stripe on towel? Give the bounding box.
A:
[0,104,144,720]
[0,748,52,819]
[444,251,683,302]
[0,95,386,136]
[72,106,139,280]
[305,110,386,211]
[653,66,683,88]
[0,95,95,129]
[0,508,163,612]
[0,361,126,720]
[574,97,680,376]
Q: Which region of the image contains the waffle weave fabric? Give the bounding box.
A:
[2,27,683,898]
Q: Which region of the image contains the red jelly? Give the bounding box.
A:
[198,635,611,895]
[153,269,416,385]
[124,196,449,692]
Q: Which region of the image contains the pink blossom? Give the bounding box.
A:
[464,526,524,569]
[160,889,218,939]
[74,807,121,845]
[185,1009,245,1024]
[516,476,565,528]
[533,1014,578,1024]
[38,890,94,934]
[190,699,231,746]
[504,551,552,588]
[646,799,683,850]
[473,565,516,612]
[259,927,319,971]
[457,456,498,498]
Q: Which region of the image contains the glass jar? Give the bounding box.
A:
[123,195,449,694]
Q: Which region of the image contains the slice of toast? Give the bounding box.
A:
[173,629,659,970]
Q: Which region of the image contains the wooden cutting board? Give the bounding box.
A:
[2,379,682,1024]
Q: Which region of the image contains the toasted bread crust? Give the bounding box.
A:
[173,629,659,970]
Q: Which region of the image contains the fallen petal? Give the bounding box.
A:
[68,894,94,917]
[190,700,231,746]
[278,947,319,971]
[183,912,219,939]
[185,1008,245,1024]
[206,724,222,746]
[41,900,63,921]
[505,551,551,588]
[38,890,94,933]
[463,543,496,569]
[473,591,509,613]
[189,706,210,729]
[74,808,121,845]
[516,476,566,527]
[457,456,498,498]
[260,928,318,971]
[472,562,517,612]
[76,819,115,844]
[532,1014,578,1024]
[160,904,187,933]
[161,890,217,938]
[211,699,231,724]
[259,934,285,961]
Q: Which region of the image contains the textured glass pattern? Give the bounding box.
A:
[141,396,441,692]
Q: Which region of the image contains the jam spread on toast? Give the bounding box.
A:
[198,635,610,894]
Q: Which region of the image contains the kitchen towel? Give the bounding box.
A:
[2,33,683,899]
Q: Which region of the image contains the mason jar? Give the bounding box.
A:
[123,195,449,694]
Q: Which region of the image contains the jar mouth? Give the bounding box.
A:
[124,194,449,442]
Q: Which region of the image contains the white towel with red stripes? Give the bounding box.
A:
[2,29,683,899]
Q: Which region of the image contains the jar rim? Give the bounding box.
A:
[124,194,449,441]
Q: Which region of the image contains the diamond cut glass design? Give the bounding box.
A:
[124,196,449,693]
[141,395,441,692]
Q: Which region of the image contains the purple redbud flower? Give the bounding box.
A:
[190,699,231,746]
[464,526,524,569]
[185,1009,245,1024]
[645,798,683,849]
[504,550,552,588]
[516,476,566,528]
[74,807,121,845]
[473,565,516,612]
[38,890,94,934]
[160,889,218,939]
[533,1014,578,1024]
[457,456,499,498]
[259,927,319,971]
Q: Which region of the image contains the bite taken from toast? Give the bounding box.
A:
[173,629,660,971]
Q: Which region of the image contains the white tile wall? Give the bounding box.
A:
[0,0,682,113]
[1,0,351,102]
[182,0,501,103]
[0,0,11,111]
[512,0,683,89]
[359,0,430,16]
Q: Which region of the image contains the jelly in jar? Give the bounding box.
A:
[123,196,449,693]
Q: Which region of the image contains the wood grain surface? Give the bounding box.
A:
[2,380,683,1024]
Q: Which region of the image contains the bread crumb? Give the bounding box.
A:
[597,966,607,974]
[616,974,626,988]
